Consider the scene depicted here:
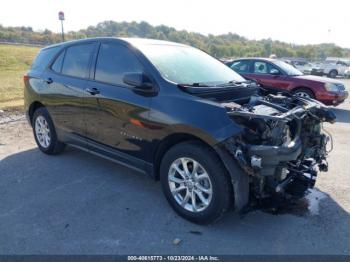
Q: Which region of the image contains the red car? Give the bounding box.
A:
[226,58,348,106]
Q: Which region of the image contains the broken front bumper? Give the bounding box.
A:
[246,138,302,176]
[223,130,330,201]
[224,137,302,177]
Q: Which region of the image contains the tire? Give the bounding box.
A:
[160,141,232,224]
[293,88,315,99]
[328,70,338,78]
[32,107,65,155]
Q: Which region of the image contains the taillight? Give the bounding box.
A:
[23,74,29,82]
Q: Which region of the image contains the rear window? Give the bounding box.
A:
[31,47,60,71]
[61,43,95,78]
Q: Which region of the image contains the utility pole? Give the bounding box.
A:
[58,11,65,42]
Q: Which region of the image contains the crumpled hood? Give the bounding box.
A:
[294,74,344,84]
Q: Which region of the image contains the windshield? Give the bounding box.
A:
[274,60,303,76]
[137,44,245,86]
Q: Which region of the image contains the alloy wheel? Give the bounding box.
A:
[295,91,311,98]
[35,115,51,148]
[168,157,213,212]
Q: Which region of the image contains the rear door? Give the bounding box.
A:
[41,42,97,145]
[230,60,252,78]
[84,41,153,167]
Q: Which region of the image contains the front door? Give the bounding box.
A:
[84,42,153,168]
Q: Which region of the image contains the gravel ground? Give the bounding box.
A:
[1,80,350,255]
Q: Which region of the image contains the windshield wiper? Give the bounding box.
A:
[215,80,246,87]
[178,82,210,87]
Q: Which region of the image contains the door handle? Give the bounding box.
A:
[45,77,53,84]
[85,87,100,95]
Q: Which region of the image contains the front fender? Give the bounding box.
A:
[149,93,243,146]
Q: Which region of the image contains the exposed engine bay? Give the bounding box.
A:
[222,93,336,203]
[179,81,336,210]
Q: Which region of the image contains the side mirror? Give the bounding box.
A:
[270,68,280,75]
[123,72,155,92]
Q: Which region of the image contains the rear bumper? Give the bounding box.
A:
[25,110,31,126]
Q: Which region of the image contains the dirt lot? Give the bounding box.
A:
[1,80,350,254]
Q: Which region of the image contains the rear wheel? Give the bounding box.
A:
[328,70,338,78]
[32,107,65,155]
[293,88,315,99]
[160,142,232,224]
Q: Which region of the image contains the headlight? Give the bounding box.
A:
[325,82,340,92]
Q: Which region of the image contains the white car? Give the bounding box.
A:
[312,58,350,78]
[345,68,350,78]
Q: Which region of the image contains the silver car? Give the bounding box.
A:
[312,58,350,78]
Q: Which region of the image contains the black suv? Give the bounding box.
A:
[25,38,335,224]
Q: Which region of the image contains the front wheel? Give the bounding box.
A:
[293,88,315,99]
[160,142,232,224]
[32,107,65,155]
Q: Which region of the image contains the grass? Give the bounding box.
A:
[0,44,40,109]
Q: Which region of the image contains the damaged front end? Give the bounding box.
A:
[221,93,336,206]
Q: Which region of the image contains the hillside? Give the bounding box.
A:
[0,44,39,108]
[1,21,349,60]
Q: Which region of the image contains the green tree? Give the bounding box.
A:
[0,21,349,59]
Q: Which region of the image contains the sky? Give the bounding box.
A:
[1,0,350,48]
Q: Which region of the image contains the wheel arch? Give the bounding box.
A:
[328,69,338,78]
[153,133,217,180]
[154,133,250,211]
[28,101,45,125]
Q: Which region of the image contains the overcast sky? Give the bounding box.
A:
[1,0,349,47]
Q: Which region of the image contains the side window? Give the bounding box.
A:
[231,61,250,73]
[253,61,268,74]
[254,61,280,75]
[51,51,65,73]
[267,63,281,74]
[95,43,143,86]
[61,43,95,78]
[294,61,305,66]
[337,61,348,66]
